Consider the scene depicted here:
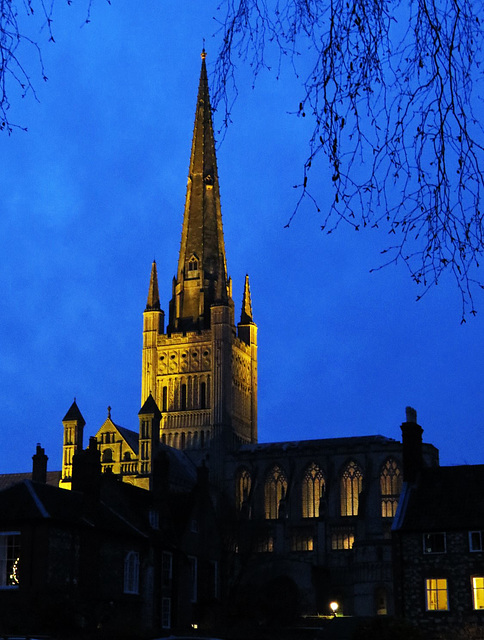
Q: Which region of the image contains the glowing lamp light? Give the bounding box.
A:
[330,601,339,616]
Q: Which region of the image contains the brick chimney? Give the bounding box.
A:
[400,406,423,483]
[72,436,102,497]
[32,443,48,484]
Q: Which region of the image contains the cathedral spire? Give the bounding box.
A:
[146,260,160,311]
[169,51,230,332]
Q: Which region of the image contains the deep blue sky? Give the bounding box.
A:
[1,1,483,474]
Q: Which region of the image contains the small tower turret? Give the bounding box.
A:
[138,393,162,489]
[60,399,86,489]
[237,275,258,443]
[142,261,164,404]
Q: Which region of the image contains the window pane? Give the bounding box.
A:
[341,462,363,516]
[472,577,484,610]
[265,465,288,519]
[302,463,325,518]
[426,578,448,611]
[380,458,402,517]
[0,533,21,588]
[424,533,446,553]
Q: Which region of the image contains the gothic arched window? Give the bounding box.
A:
[380,458,402,517]
[264,465,288,519]
[235,468,252,512]
[341,461,363,516]
[302,463,325,518]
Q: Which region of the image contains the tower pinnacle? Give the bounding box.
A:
[146,260,160,311]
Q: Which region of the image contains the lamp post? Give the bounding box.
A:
[330,601,339,618]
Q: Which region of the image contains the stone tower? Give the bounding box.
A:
[141,52,258,458]
[60,399,85,488]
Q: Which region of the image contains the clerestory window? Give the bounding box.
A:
[302,462,325,518]
[264,465,288,519]
[341,461,363,516]
[235,468,252,513]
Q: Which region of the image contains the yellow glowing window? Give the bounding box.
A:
[302,463,325,518]
[291,535,314,551]
[331,530,355,550]
[341,461,363,516]
[264,465,288,519]
[472,577,484,610]
[380,458,402,517]
[426,578,448,611]
[235,468,252,513]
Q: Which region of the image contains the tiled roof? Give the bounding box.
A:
[0,471,61,491]
[116,425,139,454]
[0,478,150,538]
[393,464,484,532]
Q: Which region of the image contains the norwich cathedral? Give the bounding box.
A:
[1,53,483,640]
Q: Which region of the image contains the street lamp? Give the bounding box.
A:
[330,601,339,617]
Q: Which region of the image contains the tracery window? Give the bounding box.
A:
[264,465,288,519]
[302,462,325,518]
[235,468,252,512]
[380,458,402,517]
[340,461,363,516]
[187,255,199,273]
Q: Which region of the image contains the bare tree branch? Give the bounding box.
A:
[212,0,484,319]
[0,0,99,132]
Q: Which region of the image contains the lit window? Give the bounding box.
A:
[291,535,314,551]
[302,463,325,518]
[264,465,288,519]
[235,468,252,513]
[472,577,484,610]
[380,458,402,517]
[331,529,355,550]
[256,537,274,553]
[341,461,363,516]
[0,533,20,588]
[124,551,140,594]
[470,531,484,552]
[424,533,446,554]
[426,578,449,611]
